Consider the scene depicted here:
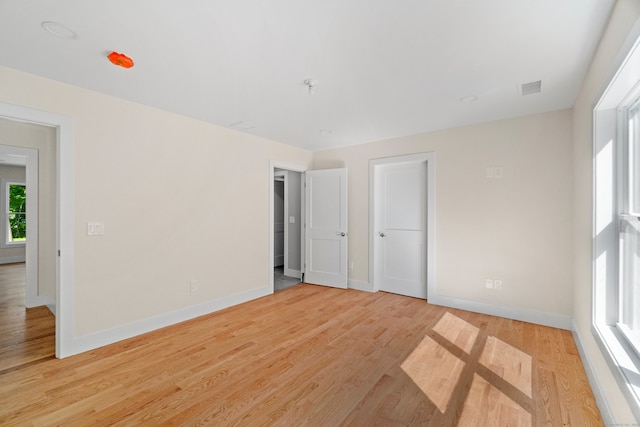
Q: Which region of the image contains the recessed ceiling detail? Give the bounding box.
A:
[520,81,542,96]
[41,21,77,40]
[460,95,478,103]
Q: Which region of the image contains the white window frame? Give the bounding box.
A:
[1,178,26,248]
[593,27,640,421]
[618,97,640,360]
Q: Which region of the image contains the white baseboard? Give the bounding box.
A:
[284,268,301,279]
[26,294,55,309]
[0,255,25,264]
[66,285,272,357]
[571,321,615,426]
[348,279,374,292]
[428,294,572,330]
[47,303,57,316]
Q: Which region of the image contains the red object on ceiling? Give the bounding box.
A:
[108,51,134,69]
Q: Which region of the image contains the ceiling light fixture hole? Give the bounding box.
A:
[41,21,78,40]
[304,79,318,95]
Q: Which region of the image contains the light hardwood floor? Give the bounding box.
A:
[0,263,55,374]
[0,263,603,426]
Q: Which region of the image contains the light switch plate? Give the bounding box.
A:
[486,167,494,178]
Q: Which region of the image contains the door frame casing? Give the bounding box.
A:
[0,102,74,358]
[369,152,435,299]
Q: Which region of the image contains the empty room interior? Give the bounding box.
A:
[1,0,640,425]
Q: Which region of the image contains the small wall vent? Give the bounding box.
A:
[520,80,542,96]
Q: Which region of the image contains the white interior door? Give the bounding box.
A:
[304,168,348,288]
[374,161,427,299]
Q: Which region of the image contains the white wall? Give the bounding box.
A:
[0,120,57,301]
[0,164,26,262]
[572,0,640,422]
[314,109,574,322]
[0,66,313,339]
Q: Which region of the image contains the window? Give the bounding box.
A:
[593,30,640,420]
[5,181,26,245]
[619,98,640,358]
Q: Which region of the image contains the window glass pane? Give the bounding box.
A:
[620,219,640,338]
[630,102,640,214]
[8,213,26,241]
[6,183,26,243]
[8,184,26,214]
[621,101,640,355]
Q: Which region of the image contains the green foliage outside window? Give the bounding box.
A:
[8,184,26,241]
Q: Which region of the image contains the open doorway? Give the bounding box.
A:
[273,169,302,291]
[270,162,306,292]
[0,102,73,359]
[0,122,57,368]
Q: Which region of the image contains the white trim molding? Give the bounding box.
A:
[284,268,301,279]
[68,285,271,356]
[428,293,572,331]
[0,255,25,264]
[572,321,616,426]
[348,279,373,292]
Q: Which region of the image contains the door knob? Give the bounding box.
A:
[336,232,346,237]
[379,232,386,237]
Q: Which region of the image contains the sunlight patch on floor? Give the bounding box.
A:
[458,374,532,427]
[480,336,532,397]
[400,335,464,413]
[401,312,534,422]
[432,312,479,354]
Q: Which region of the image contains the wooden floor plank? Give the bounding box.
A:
[0,263,603,426]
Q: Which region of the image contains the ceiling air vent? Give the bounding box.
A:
[520,80,542,96]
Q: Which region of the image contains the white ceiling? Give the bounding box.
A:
[0,0,615,151]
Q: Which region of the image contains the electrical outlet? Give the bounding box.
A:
[87,222,105,236]
[486,167,504,179]
[494,280,503,290]
[190,280,198,292]
[485,279,494,289]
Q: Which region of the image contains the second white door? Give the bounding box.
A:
[374,160,427,299]
[304,168,348,288]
